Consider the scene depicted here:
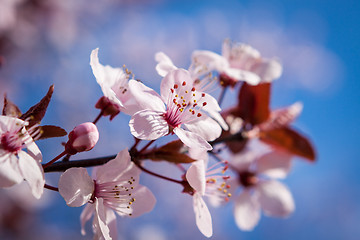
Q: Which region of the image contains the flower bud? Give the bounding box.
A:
[95,96,121,120]
[65,122,99,155]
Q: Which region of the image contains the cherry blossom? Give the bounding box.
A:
[185,148,231,237]
[229,142,295,231]
[129,68,222,150]
[0,116,44,199]
[58,149,156,240]
[155,52,228,130]
[90,48,141,117]
[190,39,282,87]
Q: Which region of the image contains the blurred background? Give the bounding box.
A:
[0,0,359,239]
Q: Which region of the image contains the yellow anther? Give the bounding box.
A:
[181,96,184,99]
[227,193,232,197]
[179,108,184,112]
[185,90,188,93]
[223,189,227,193]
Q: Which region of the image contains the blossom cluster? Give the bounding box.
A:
[0,39,315,239]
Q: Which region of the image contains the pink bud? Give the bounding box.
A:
[95,96,121,120]
[65,122,99,155]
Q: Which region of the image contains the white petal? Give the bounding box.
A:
[128,186,156,218]
[128,80,165,112]
[25,139,42,163]
[224,68,261,85]
[267,102,303,129]
[155,52,178,77]
[160,68,194,102]
[58,167,94,207]
[80,203,95,236]
[192,50,228,73]
[18,151,45,199]
[252,58,283,83]
[173,128,212,151]
[186,160,206,195]
[90,48,124,107]
[257,180,295,217]
[257,151,292,179]
[94,198,112,240]
[129,109,169,140]
[105,207,118,240]
[231,148,257,172]
[0,154,23,187]
[96,149,140,184]
[221,39,231,60]
[184,115,222,141]
[207,110,229,130]
[0,115,25,132]
[193,193,213,238]
[234,189,261,231]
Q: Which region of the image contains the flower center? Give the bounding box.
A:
[94,176,137,216]
[164,82,207,129]
[205,161,232,202]
[238,171,258,188]
[1,131,23,153]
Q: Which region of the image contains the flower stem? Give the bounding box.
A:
[139,140,155,153]
[43,131,246,172]
[93,108,105,124]
[43,154,117,172]
[44,184,59,192]
[217,86,228,107]
[133,159,184,185]
[43,151,67,169]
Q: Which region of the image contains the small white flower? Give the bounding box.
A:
[129,69,223,150]
[0,116,44,199]
[190,39,283,87]
[230,142,295,231]
[90,48,141,116]
[185,148,232,238]
[58,149,156,240]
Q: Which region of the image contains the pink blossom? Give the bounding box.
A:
[190,39,283,86]
[90,48,141,116]
[58,149,156,240]
[0,116,44,199]
[155,52,228,130]
[185,148,231,237]
[129,69,223,150]
[230,142,295,231]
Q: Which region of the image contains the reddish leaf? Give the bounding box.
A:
[260,127,316,162]
[20,85,54,127]
[237,82,271,125]
[144,140,196,164]
[37,125,67,140]
[2,94,22,117]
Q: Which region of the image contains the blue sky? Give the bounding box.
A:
[1,0,360,239]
